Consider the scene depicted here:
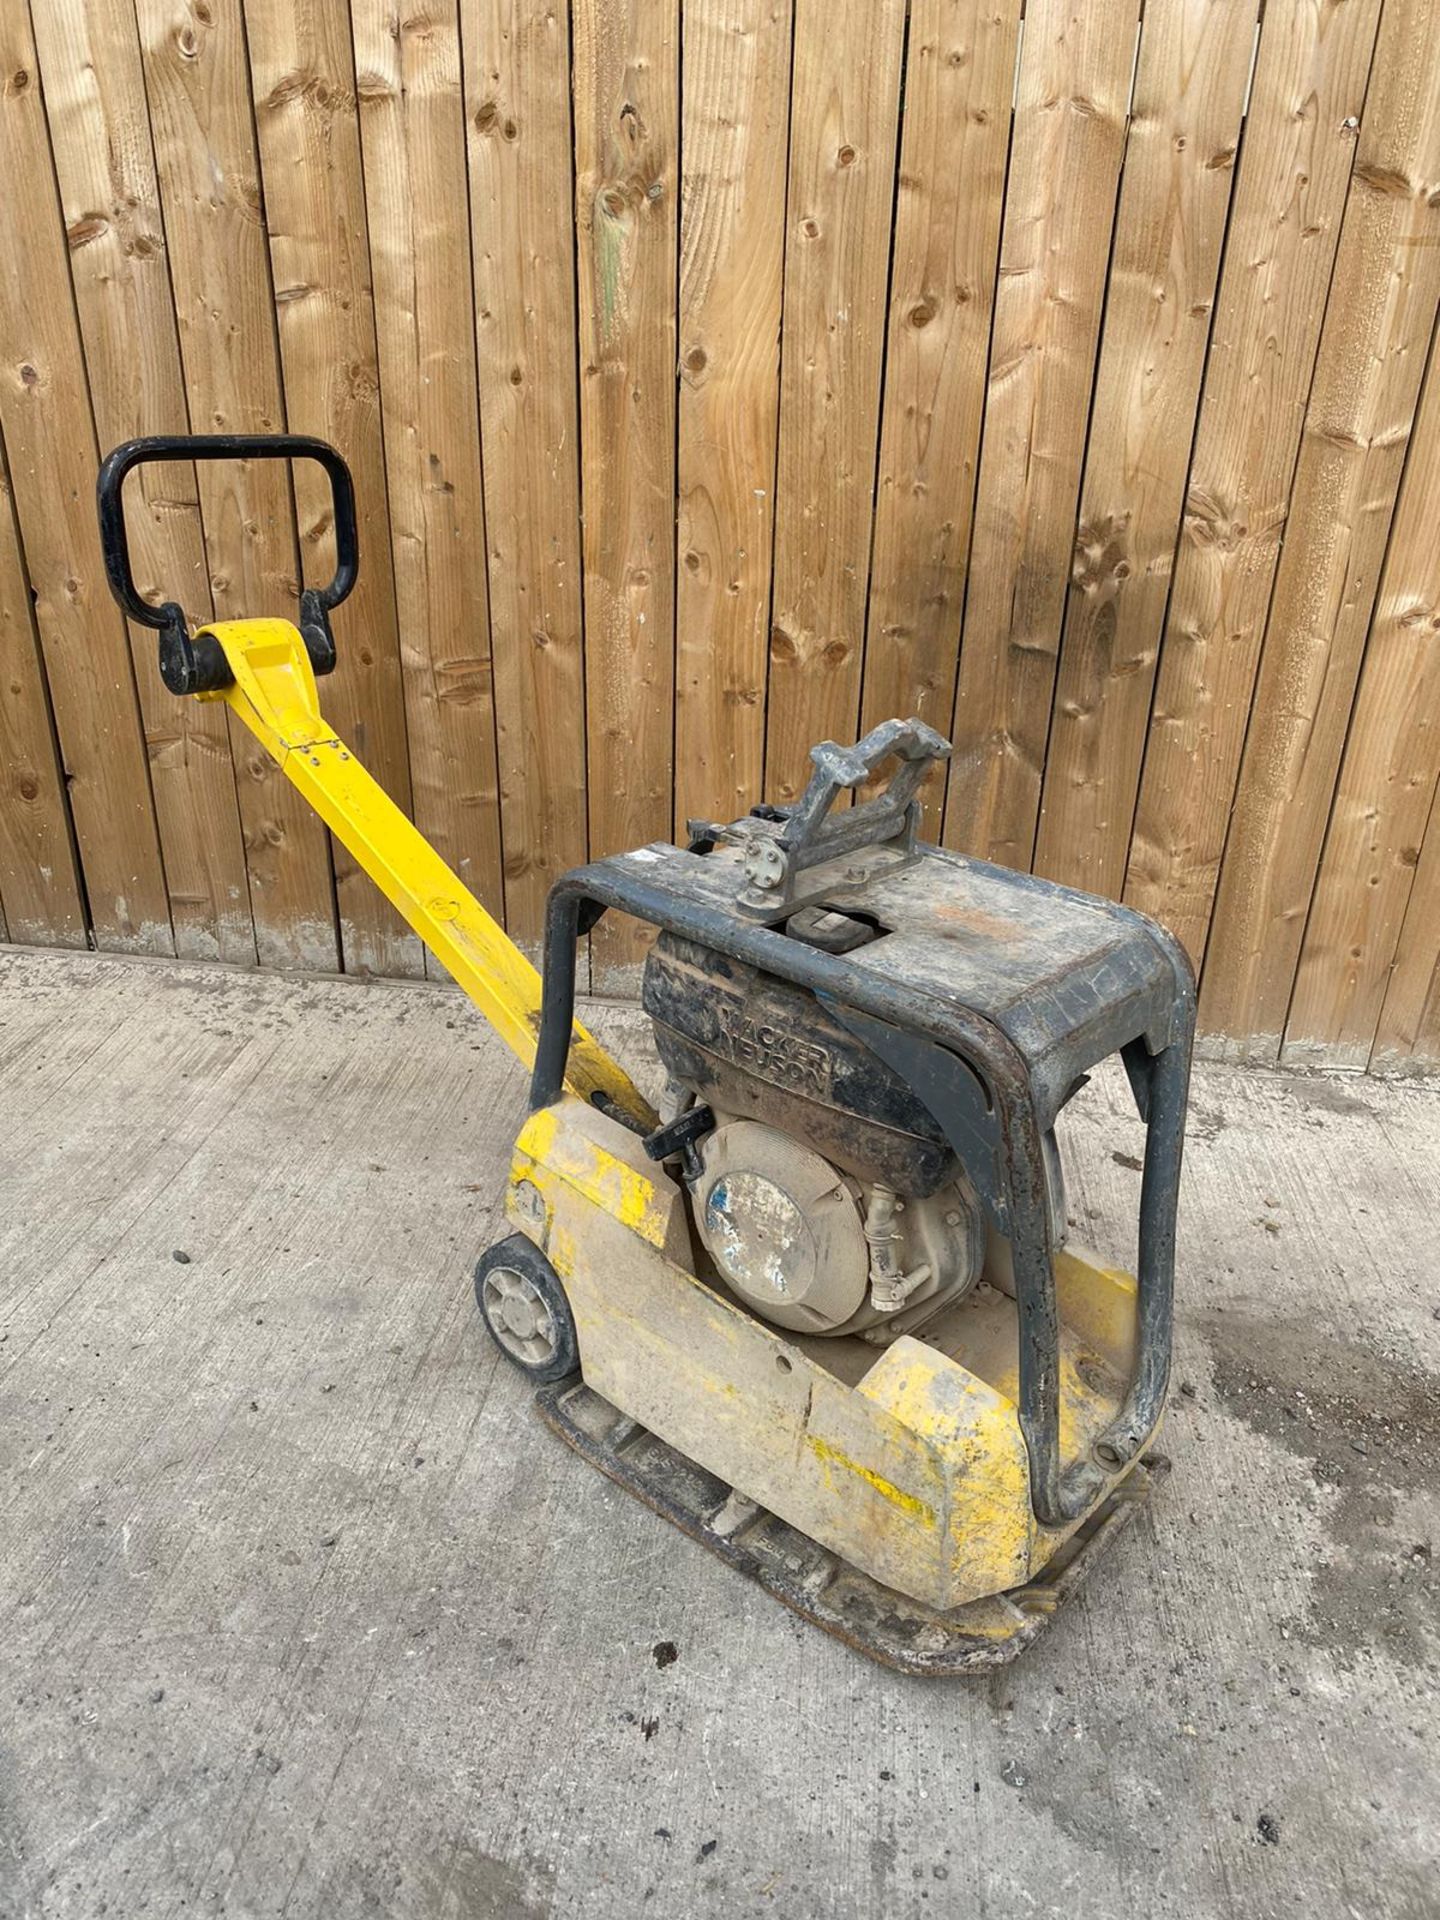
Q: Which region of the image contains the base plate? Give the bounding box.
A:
[535,1377,1168,1676]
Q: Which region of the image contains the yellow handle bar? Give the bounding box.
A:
[198,618,654,1131]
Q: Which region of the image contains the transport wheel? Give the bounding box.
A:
[474,1235,579,1383]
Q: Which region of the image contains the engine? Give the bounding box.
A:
[642,933,1064,1341]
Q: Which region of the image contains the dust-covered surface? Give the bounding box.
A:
[1,945,1437,1920]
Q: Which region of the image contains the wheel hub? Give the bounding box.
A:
[482,1265,557,1367]
[501,1296,541,1339]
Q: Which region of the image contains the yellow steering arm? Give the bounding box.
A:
[198,617,654,1131]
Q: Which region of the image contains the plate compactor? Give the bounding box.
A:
[99,434,1195,1675]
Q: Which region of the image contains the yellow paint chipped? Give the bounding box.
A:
[548,1222,578,1280]
[857,1338,1034,1591]
[513,1104,669,1248]
[860,1336,1013,1438]
[804,1433,936,1527]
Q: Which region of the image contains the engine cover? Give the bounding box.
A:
[691,1117,987,1337]
[693,1122,870,1331]
[643,934,956,1195]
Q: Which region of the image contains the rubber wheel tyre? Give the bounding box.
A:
[474,1234,580,1383]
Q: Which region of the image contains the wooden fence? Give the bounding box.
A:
[2,0,1439,1070]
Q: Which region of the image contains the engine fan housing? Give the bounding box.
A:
[690,1116,987,1338]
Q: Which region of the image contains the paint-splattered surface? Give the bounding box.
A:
[1,947,1436,1918]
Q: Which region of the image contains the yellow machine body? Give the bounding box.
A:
[193,616,1159,1658]
[506,1096,1151,1613]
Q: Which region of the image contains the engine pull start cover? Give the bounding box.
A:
[692,1121,870,1333]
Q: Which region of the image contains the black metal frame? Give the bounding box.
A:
[528,849,1194,1534]
[96,434,358,695]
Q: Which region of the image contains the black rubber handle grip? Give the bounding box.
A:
[96,433,358,695]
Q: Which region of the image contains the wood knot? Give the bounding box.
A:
[1354,162,1411,197]
[263,70,342,114]
[769,625,798,663]
[1070,513,1132,597]
[66,214,109,249]
[1183,488,1244,553]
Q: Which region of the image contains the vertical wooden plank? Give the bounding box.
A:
[859,0,1020,791]
[461,0,588,954]
[1199,0,1440,1058]
[940,0,1137,868]
[243,0,423,977]
[351,0,505,935]
[574,0,678,989]
[134,0,340,975]
[0,431,86,948]
[1124,0,1383,962]
[0,9,172,954]
[1285,334,1440,1066]
[1033,0,1257,899]
[674,0,791,832]
[1372,783,1440,1071]
[31,0,256,966]
[763,0,907,804]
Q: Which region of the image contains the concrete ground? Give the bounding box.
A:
[1,945,1437,1920]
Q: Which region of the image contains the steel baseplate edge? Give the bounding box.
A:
[534,1377,1170,1677]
